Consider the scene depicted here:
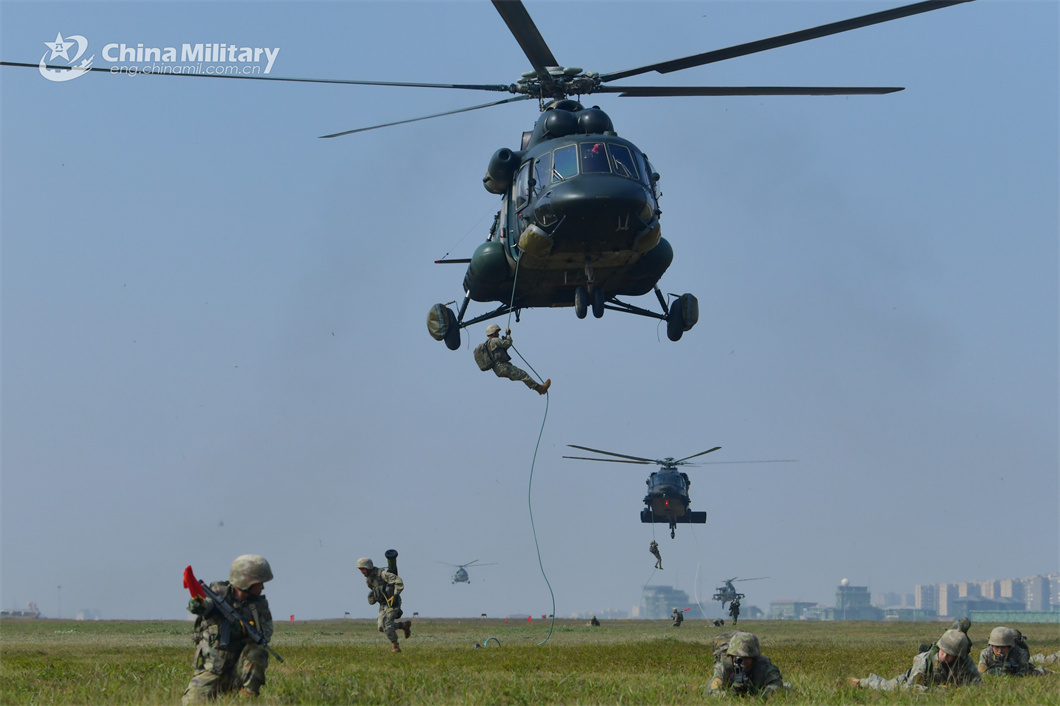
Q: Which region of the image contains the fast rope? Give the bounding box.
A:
[687,520,711,620]
[641,506,659,592]
[504,254,555,645]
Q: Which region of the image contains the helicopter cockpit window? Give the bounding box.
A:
[580,142,610,173]
[552,145,577,182]
[512,162,530,209]
[609,144,639,180]
[533,152,552,196]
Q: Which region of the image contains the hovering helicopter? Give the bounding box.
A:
[439,560,497,584]
[712,576,769,608]
[414,0,981,349]
[565,445,796,537]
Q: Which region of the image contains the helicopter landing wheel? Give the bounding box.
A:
[666,298,684,342]
[574,286,589,319]
[591,287,605,318]
[443,308,461,350]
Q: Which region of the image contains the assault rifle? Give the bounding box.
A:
[183,565,284,663]
[731,659,750,695]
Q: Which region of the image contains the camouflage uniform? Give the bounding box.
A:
[671,608,683,627]
[649,540,663,569]
[486,335,537,389]
[978,644,1040,676]
[708,632,785,697]
[859,648,981,691]
[182,578,273,703]
[1031,651,1059,665]
[363,565,410,648]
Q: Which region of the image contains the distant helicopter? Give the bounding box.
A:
[712,576,769,608]
[2,2,979,349]
[565,445,795,537]
[440,560,497,584]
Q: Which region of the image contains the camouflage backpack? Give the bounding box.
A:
[712,631,737,665]
[473,342,494,371]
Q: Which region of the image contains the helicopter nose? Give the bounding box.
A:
[535,177,653,237]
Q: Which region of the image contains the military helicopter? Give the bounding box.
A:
[565,445,795,537]
[712,576,769,608]
[3,2,977,348]
[439,560,497,584]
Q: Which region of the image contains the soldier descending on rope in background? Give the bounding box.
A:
[182,555,276,703]
[707,631,787,697]
[671,608,683,627]
[357,557,412,653]
[729,597,741,626]
[649,540,663,569]
[979,627,1051,676]
[474,324,551,394]
[847,628,982,691]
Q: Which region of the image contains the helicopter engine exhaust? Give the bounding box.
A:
[483,148,524,195]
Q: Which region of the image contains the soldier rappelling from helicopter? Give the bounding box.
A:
[474,323,550,394]
[649,540,663,570]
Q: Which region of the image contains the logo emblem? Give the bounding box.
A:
[39,33,93,82]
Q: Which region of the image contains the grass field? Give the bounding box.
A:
[2,618,1057,704]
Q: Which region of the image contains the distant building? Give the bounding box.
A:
[75,610,102,621]
[770,600,817,620]
[949,596,1024,619]
[640,585,689,620]
[916,584,938,613]
[1024,575,1049,611]
[883,608,937,621]
[1048,573,1060,610]
[835,583,883,621]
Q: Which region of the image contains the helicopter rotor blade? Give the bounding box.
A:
[491,0,560,78]
[0,61,514,92]
[734,576,770,582]
[697,459,797,465]
[563,455,651,465]
[674,447,722,464]
[566,445,657,464]
[594,86,903,97]
[320,95,533,138]
[599,0,976,83]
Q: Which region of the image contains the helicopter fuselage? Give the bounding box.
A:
[464,101,670,309]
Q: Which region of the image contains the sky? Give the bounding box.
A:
[1,1,1057,624]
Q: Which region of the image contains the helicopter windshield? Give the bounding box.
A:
[608,144,639,180]
[533,152,551,197]
[552,144,577,182]
[580,142,610,173]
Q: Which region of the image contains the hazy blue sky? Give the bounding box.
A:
[2,1,1056,625]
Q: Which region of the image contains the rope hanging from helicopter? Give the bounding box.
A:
[641,506,659,593]
[502,253,556,645]
[687,520,711,621]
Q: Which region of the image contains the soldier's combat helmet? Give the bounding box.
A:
[486,324,501,336]
[726,632,761,658]
[937,628,971,658]
[988,627,1017,647]
[229,554,273,590]
[356,557,374,570]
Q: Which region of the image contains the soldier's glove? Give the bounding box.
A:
[368,593,377,605]
[187,597,205,615]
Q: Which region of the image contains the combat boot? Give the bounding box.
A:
[402,621,412,639]
[392,643,402,653]
[535,379,551,395]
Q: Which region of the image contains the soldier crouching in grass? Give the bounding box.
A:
[182,555,275,703]
[706,632,787,697]
[847,627,981,691]
[357,556,412,653]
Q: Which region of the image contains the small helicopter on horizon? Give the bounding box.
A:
[565,445,795,538]
[439,560,497,584]
[712,576,769,608]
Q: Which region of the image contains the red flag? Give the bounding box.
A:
[183,566,206,599]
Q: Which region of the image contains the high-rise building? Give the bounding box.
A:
[1024,575,1048,611]
[916,584,938,613]
[640,585,690,620]
[1048,573,1060,610]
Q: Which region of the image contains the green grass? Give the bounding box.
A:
[2,619,1057,704]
